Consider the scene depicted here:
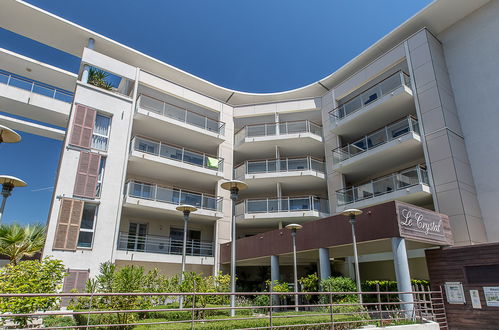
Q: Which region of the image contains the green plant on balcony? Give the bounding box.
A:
[88,68,113,90]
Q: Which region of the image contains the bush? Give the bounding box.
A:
[43,315,77,329]
[0,257,65,328]
[361,279,430,305]
[320,277,358,303]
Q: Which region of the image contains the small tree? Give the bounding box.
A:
[0,223,46,265]
[0,257,65,327]
[299,273,319,302]
[88,68,114,90]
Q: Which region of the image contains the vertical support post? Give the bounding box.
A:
[230,187,238,317]
[81,38,95,84]
[271,255,280,307]
[349,216,362,304]
[391,237,414,318]
[319,248,331,281]
[376,283,383,326]
[291,229,299,312]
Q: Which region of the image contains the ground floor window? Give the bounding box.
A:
[76,203,98,248]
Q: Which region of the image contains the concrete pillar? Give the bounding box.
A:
[318,248,331,280]
[276,182,282,199]
[82,38,95,83]
[275,112,280,135]
[346,256,355,279]
[270,255,280,306]
[391,237,414,317]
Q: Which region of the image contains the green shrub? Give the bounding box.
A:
[0,257,65,328]
[42,315,77,329]
[320,277,358,303]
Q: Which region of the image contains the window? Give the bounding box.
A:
[76,203,98,248]
[91,114,111,151]
[95,157,106,197]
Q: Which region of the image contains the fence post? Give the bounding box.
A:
[376,283,383,326]
[329,292,334,330]
[269,285,273,329]
[191,280,196,330]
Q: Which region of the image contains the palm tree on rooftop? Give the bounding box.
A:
[0,223,46,266]
[88,67,114,91]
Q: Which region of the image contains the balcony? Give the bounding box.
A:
[117,232,214,257]
[128,136,224,190]
[234,120,324,159]
[234,157,326,193]
[329,71,414,138]
[123,181,223,220]
[336,165,431,212]
[332,117,423,179]
[236,196,329,226]
[0,70,72,127]
[134,94,225,149]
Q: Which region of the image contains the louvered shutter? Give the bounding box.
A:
[53,198,84,251]
[74,151,101,198]
[69,104,96,149]
[62,269,89,306]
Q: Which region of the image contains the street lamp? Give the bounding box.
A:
[341,208,363,304]
[220,180,247,317]
[0,125,21,144]
[285,223,303,312]
[0,175,27,223]
[175,204,197,309]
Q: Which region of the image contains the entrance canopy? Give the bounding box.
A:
[220,201,453,266]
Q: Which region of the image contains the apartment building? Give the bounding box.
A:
[1,0,499,289]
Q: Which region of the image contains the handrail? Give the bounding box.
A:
[125,181,222,212]
[234,119,322,136]
[332,116,420,163]
[117,232,214,257]
[132,136,224,171]
[234,157,325,179]
[234,156,325,169]
[137,94,225,135]
[237,196,330,215]
[0,69,74,103]
[329,71,411,120]
[336,165,429,206]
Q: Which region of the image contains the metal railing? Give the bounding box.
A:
[132,136,224,172]
[336,165,429,206]
[234,156,325,179]
[0,287,448,329]
[137,94,225,135]
[126,181,222,212]
[333,116,420,163]
[0,70,74,103]
[329,71,411,121]
[235,120,323,145]
[237,196,329,216]
[117,232,214,257]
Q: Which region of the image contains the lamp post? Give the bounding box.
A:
[220,180,247,317]
[285,223,303,312]
[341,208,363,304]
[0,175,27,223]
[175,204,197,309]
[0,125,21,144]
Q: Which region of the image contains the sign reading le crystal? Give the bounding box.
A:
[397,204,447,244]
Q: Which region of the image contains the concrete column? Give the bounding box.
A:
[346,256,355,279]
[391,237,414,317]
[318,248,331,280]
[81,38,95,83]
[275,112,280,135]
[270,255,280,306]
[276,182,282,199]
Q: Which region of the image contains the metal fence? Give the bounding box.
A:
[332,116,420,163]
[0,287,447,329]
[132,136,224,172]
[117,232,214,257]
[0,70,74,103]
[137,94,225,135]
[125,181,223,212]
[329,71,411,121]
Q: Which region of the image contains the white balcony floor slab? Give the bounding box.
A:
[114,249,214,265]
[236,210,329,227]
[239,171,326,196]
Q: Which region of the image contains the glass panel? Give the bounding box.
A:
[287,158,308,171]
[388,119,410,138]
[9,76,33,90]
[247,200,267,213]
[310,159,324,172]
[267,160,276,172]
[354,183,373,201]
[267,199,279,212]
[80,204,97,229]
[379,73,402,94]
[367,129,386,148]
[32,84,54,98]
[247,161,267,174]
[203,196,217,211]
[342,97,362,117]
[140,96,164,114]
[183,150,204,167]
[289,197,310,210]
[164,103,185,121]
[160,144,182,160]
[77,232,93,248]
[186,111,206,129]
[206,118,220,133]
[397,168,419,188]
[247,125,266,137]
[373,176,396,196]
[155,186,176,203]
[286,121,306,134]
[181,191,203,207]
[136,139,159,154]
[266,123,276,135]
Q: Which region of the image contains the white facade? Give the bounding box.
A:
[0,0,498,280]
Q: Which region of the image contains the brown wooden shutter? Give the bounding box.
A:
[53,198,84,251]
[62,269,89,306]
[69,104,96,149]
[74,151,101,198]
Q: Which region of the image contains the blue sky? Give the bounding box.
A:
[0,0,432,225]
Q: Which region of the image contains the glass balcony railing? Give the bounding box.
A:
[332,116,420,163]
[329,71,411,121]
[126,181,222,212]
[137,94,225,135]
[0,70,74,103]
[234,156,325,180]
[132,136,224,172]
[117,232,213,257]
[235,120,322,145]
[236,196,329,216]
[336,165,429,206]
